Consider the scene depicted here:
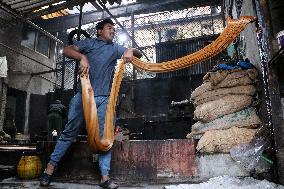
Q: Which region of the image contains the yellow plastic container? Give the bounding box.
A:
[17,155,42,179]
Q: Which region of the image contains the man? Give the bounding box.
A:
[40,18,142,189]
[47,100,67,140]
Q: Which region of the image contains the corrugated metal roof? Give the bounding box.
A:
[0,0,123,19]
[41,9,69,19]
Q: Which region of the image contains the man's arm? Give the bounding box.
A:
[122,48,142,62]
[63,45,90,75]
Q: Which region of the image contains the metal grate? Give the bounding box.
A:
[113,5,225,79]
[57,4,226,90]
[55,31,91,90]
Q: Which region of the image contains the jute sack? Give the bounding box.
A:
[191,69,258,99]
[187,107,261,138]
[192,85,256,106]
[191,82,212,99]
[196,127,258,153]
[203,68,243,85]
[194,95,252,122]
[217,69,258,88]
[203,70,230,85]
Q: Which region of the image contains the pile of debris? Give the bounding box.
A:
[0,130,10,144]
[187,62,262,153]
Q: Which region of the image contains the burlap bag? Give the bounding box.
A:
[196,127,258,153]
[191,82,212,99]
[187,107,261,138]
[217,69,258,88]
[192,85,256,106]
[194,95,252,122]
[191,69,258,99]
[203,68,243,85]
[203,70,230,85]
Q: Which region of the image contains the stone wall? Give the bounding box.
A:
[0,9,59,134]
[0,22,56,95]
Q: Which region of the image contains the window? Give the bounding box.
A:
[21,27,36,50]
[35,32,50,57]
[21,24,51,57]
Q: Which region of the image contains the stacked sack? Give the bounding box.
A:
[187,62,261,153]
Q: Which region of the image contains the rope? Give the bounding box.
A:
[82,16,256,152]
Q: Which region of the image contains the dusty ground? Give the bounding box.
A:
[1,176,284,189]
[0,177,164,189]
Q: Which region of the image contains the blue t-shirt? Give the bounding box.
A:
[74,37,127,96]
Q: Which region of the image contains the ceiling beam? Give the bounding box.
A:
[18,0,66,12]
[26,0,89,17]
[6,0,26,5]
[35,0,221,32]
[11,0,51,10]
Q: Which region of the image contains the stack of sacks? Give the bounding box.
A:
[187,62,261,153]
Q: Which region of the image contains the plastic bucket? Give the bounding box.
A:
[17,155,42,179]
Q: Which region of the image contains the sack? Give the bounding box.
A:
[196,127,258,153]
[191,69,258,99]
[194,95,252,122]
[203,70,230,85]
[217,69,257,88]
[188,107,261,137]
[191,82,212,99]
[203,68,243,85]
[192,85,256,106]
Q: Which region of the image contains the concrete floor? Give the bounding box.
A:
[0,178,165,189]
[2,176,283,189]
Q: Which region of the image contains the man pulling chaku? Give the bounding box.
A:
[40,18,142,189]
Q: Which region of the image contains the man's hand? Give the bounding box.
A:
[79,55,90,75]
[122,48,134,63]
[63,45,90,75]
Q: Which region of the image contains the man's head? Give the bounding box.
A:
[96,19,115,42]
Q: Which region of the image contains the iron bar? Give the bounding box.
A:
[31,69,62,76]
[268,46,284,65]
[253,0,279,183]
[73,3,84,93]
[131,11,136,79]
[60,56,66,100]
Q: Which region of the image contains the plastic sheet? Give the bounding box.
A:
[230,137,270,172]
